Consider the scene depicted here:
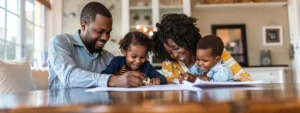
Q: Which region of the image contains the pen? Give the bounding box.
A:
[143,80,152,86]
[173,65,188,80]
[172,65,182,74]
[143,78,153,86]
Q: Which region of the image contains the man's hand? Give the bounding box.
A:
[178,73,197,84]
[108,71,146,87]
[150,78,161,85]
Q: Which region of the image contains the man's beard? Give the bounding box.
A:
[85,29,102,53]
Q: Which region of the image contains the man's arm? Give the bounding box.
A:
[49,35,112,88]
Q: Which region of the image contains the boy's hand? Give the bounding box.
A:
[178,73,197,84]
[199,75,211,81]
[150,78,161,85]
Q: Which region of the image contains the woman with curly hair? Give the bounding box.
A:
[152,13,252,84]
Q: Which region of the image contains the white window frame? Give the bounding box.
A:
[0,0,46,67]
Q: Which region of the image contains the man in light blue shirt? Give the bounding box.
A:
[48,2,145,89]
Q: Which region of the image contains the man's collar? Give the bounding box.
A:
[72,29,102,57]
[72,30,85,47]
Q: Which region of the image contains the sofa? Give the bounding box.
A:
[0,59,49,94]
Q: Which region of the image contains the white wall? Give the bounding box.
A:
[45,0,63,51]
[192,6,291,66]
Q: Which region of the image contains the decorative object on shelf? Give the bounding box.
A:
[144,15,152,24]
[133,14,149,26]
[137,1,145,6]
[260,49,272,66]
[161,0,182,6]
[148,0,152,6]
[200,0,234,4]
[262,25,283,46]
[133,14,140,22]
[289,44,294,60]
[132,14,149,26]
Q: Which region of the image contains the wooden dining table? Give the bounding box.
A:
[0,83,300,113]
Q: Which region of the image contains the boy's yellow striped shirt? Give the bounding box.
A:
[161,49,253,84]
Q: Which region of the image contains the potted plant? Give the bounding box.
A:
[144,15,151,24]
[133,14,139,21]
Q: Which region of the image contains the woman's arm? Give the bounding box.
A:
[221,49,253,81]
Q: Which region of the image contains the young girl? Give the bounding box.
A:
[179,35,234,83]
[102,31,167,85]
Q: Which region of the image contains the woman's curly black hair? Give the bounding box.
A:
[119,31,152,54]
[152,13,202,61]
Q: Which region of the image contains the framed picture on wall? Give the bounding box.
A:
[211,24,249,67]
[263,26,283,46]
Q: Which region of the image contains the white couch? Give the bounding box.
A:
[0,59,49,94]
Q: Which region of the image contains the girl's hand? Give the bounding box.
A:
[150,78,161,85]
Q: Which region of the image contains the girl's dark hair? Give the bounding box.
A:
[152,13,202,61]
[119,31,152,53]
[197,35,224,57]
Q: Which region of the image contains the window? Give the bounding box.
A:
[0,0,46,67]
[0,9,4,38]
[0,8,4,59]
[0,0,5,8]
[0,9,4,59]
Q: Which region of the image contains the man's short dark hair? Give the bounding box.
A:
[197,35,224,57]
[80,2,112,25]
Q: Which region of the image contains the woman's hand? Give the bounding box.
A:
[178,73,197,84]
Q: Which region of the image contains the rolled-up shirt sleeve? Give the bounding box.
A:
[49,36,112,88]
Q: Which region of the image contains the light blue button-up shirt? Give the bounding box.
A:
[188,60,234,82]
[48,30,114,89]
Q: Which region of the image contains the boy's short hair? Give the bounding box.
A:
[197,35,224,57]
[119,31,152,52]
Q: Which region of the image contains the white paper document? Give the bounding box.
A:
[192,81,263,87]
[85,81,263,92]
[85,84,200,92]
